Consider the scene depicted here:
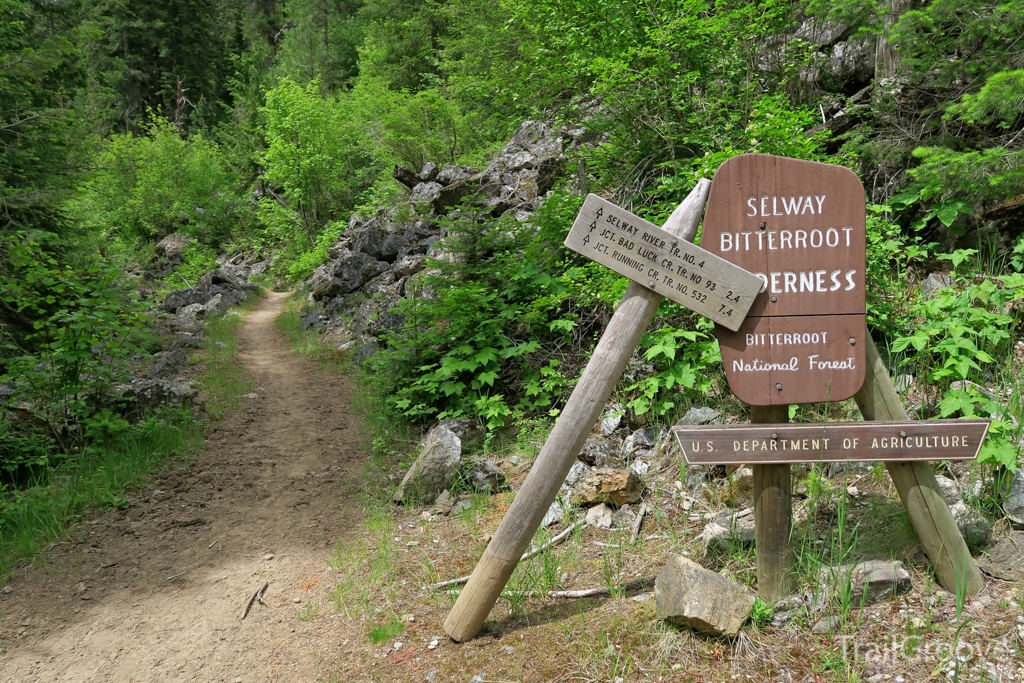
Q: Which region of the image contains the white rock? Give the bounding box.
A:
[585,503,614,529]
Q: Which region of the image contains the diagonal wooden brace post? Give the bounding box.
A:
[854,333,983,596]
[443,180,713,642]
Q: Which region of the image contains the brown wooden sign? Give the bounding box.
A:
[673,419,990,465]
[702,155,867,404]
[565,194,763,331]
[717,315,866,406]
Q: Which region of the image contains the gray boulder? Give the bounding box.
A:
[154,232,189,261]
[675,406,721,426]
[1004,471,1024,530]
[977,531,1024,582]
[436,418,485,451]
[585,503,613,529]
[352,227,388,260]
[655,555,755,637]
[600,403,626,436]
[934,475,992,546]
[170,331,204,350]
[148,349,188,379]
[436,166,470,186]
[922,272,954,297]
[115,379,206,422]
[541,497,570,527]
[309,252,390,301]
[819,560,912,606]
[578,437,615,466]
[393,425,463,505]
[392,254,426,278]
[162,288,208,314]
[175,303,206,328]
[702,509,756,555]
[622,426,660,460]
[419,162,438,181]
[564,461,592,489]
[466,460,505,493]
[410,181,443,206]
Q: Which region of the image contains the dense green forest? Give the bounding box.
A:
[2,0,1024,530]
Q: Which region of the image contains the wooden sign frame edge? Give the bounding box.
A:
[672,418,990,464]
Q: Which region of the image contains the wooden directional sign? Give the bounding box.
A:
[565,194,763,331]
[673,419,990,465]
[702,155,867,404]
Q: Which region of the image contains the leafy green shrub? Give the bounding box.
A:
[74,118,245,247]
[0,232,146,453]
[258,78,382,245]
[368,191,613,429]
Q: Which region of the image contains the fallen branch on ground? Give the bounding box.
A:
[630,503,649,544]
[427,519,585,590]
[240,581,269,620]
[548,576,655,599]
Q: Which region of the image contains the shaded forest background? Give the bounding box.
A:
[2,0,1024,493]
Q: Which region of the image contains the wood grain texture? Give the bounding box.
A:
[564,194,762,331]
[854,333,983,597]
[751,405,794,603]
[673,419,989,464]
[716,313,866,404]
[702,154,867,318]
[442,180,713,643]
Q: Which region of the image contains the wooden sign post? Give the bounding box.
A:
[443,181,764,642]
[677,153,984,601]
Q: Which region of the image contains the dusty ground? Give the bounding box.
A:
[0,292,366,682]
[3,291,1024,683]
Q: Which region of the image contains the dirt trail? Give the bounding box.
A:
[0,292,364,682]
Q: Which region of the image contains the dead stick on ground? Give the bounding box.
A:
[240,582,269,620]
[428,520,585,591]
[630,503,648,544]
[548,576,655,599]
[166,570,188,581]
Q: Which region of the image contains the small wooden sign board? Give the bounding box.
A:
[673,419,990,465]
[565,194,762,331]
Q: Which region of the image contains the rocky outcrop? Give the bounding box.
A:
[115,379,206,422]
[161,265,259,316]
[301,120,586,356]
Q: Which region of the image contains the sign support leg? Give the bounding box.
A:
[442,180,712,643]
[854,332,983,596]
[751,405,794,603]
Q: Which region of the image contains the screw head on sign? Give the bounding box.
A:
[900,431,908,438]
[759,222,766,230]
[671,238,678,246]
[849,337,856,345]
[770,296,778,302]
[776,383,783,390]
[648,281,656,288]
[771,433,778,440]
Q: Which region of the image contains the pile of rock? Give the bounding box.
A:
[301,121,603,356]
[160,265,261,327]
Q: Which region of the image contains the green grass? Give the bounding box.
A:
[367,619,405,644]
[0,300,255,580]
